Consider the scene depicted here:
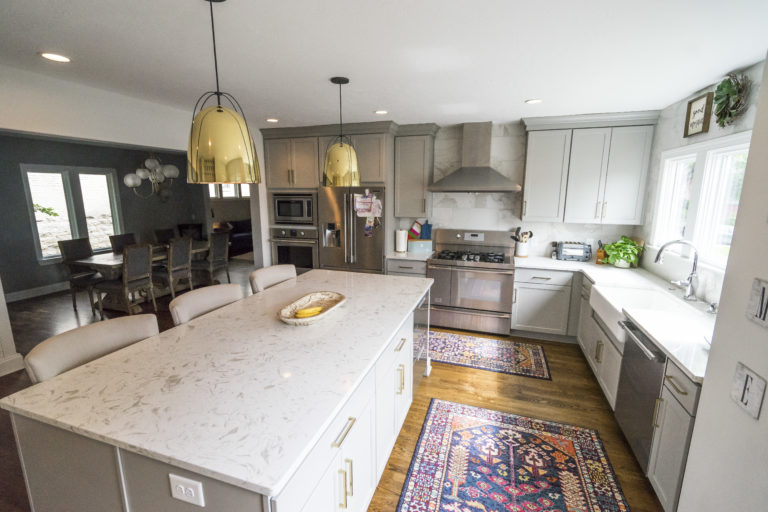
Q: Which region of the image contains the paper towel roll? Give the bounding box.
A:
[395,230,408,253]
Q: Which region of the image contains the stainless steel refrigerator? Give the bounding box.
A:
[318,187,385,272]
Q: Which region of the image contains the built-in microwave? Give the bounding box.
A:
[272,194,314,225]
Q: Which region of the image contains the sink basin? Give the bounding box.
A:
[590,286,692,345]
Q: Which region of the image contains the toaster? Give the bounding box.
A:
[555,242,592,262]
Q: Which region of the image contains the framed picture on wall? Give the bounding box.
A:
[684,92,714,137]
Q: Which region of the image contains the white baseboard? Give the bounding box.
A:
[5,281,69,303]
[0,353,24,376]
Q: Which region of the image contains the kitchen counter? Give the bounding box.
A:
[0,270,432,497]
[515,256,714,382]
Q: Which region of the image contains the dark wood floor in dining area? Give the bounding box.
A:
[0,265,661,512]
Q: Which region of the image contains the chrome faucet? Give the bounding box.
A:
[654,240,698,301]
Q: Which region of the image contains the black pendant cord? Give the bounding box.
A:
[338,83,343,140]
[209,0,222,105]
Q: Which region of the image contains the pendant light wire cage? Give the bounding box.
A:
[187,0,260,185]
[323,77,360,187]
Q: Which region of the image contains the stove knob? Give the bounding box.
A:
[456,233,462,239]
[300,231,305,236]
[280,230,286,236]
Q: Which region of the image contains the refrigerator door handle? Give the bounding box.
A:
[342,193,349,263]
[349,193,356,264]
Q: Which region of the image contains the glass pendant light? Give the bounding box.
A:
[187,0,260,184]
[323,77,360,187]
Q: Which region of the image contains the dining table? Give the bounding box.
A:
[73,240,211,312]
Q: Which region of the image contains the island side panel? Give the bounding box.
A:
[12,414,126,512]
[119,450,264,512]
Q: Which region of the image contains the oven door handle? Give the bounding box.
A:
[455,267,515,276]
[272,239,318,245]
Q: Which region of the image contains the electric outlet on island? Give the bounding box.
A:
[169,473,206,507]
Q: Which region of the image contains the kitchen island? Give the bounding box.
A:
[1,270,432,512]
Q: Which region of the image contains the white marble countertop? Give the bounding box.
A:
[386,251,433,261]
[515,256,713,382]
[0,270,432,497]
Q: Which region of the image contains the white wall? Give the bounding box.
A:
[678,55,768,511]
[637,61,764,303]
[426,122,637,256]
[0,63,190,150]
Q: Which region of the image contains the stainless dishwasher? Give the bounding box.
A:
[614,320,667,473]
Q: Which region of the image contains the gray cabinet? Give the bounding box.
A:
[511,269,573,335]
[523,123,654,225]
[395,135,434,218]
[319,133,389,185]
[265,137,318,188]
[522,130,571,222]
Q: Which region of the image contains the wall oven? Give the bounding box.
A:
[272,194,315,225]
[270,227,318,274]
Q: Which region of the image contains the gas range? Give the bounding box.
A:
[426,229,516,335]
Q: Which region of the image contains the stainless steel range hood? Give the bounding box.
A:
[428,122,521,193]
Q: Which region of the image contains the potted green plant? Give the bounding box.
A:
[601,236,642,268]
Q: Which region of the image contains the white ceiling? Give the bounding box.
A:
[1,0,767,130]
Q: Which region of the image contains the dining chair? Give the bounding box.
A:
[178,223,203,241]
[24,314,159,384]
[154,228,177,245]
[94,244,157,319]
[109,233,137,254]
[154,237,193,298]
[191,231,230,285]
[57,238,103,315]
[249,264,297,293]
[168,283,243,325]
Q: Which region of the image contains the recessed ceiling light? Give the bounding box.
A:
[40,52,71,63]
[266,118,279,123]
[374,110,388,115]
[525,98,543,104]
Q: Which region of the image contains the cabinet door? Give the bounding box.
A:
[395,136,432,218]
[522,130,571,222]
[290,137,319,188]
[394,338,414,430]
[340,400,377,512]
[648,386,695,512]
[265,139,293,188]
[577,297,593,352]
[599,337,622,410]
[512,283,571,334]
[300,454,339,512]
[375,360,397,478]
[351,133,387,184]
[564,128,611,223]
[601,125,653,225]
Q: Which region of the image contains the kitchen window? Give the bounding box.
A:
[652,131,751,269]
[21,164,122,262]
[208,183,251,199]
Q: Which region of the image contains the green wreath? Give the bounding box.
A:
[714,73,750,128]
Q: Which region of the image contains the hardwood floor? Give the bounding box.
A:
[1,270,660,511]
[369,332,663,512]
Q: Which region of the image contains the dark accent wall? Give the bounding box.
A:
[0,132,207,294]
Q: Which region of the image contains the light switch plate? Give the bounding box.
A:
[169,473,206,507]
[731,362,766,419]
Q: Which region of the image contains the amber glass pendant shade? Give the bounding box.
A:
[323,138,360,186]
[187,105,260,184]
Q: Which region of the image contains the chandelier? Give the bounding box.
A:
[123,157,180,199]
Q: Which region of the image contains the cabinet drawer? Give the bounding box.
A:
[516,268,573,287]
[274,370,375,512]
[581,277,593,299]
[378,314,414,373]
[664,362,701,416]
[386,259,427,275]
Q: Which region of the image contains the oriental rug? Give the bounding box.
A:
[416,330,551,380]
[397,399,630,512]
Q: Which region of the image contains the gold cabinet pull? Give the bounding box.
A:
[339,469,348,508]
[397,364,405,394]
[345,458,354,496]
[601,202,608,219]
[594,340,603,363]
[395,337,407,352]
[331,417,356,448]
[595,201,601,219]
[665,375,689,395]
[652,398,664,428]
[523,200,527,216]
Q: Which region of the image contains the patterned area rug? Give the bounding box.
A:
[416,330,551,380]
[398,399,629,512]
